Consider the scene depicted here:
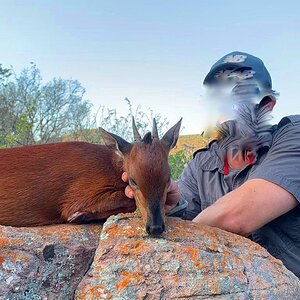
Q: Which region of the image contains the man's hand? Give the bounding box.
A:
[121,172,180,213]
[165,180,181,213]
[121,172,135,199]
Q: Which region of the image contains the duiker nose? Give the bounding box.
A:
[146,223,165,236]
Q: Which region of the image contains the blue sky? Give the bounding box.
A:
[1,1,300,133]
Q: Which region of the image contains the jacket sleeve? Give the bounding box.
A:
[248,115,300,202]
[167,156,202,220]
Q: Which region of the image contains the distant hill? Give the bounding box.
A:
[171,134,210,155]
[63,130,212,156]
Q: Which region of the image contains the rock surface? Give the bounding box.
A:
[0,223,102,300]
[76,214,300,300]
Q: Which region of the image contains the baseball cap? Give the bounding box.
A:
[203,51,272,92]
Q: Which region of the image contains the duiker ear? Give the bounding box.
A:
[161,118,182,151]
[99,128,132,156]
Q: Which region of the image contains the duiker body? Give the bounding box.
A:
[0,118,181,235]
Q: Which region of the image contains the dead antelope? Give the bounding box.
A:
[0,118,182,235]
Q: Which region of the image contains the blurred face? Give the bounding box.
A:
[124,140,171,236]
[201,83,237,136]
[202,79,264,134]
[203,74,276,172]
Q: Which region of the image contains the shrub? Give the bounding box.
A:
[169,150,192,180]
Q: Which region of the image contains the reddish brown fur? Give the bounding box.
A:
[0,142,136,226]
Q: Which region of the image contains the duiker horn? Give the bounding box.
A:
[132,117,142,142]
[152,118,159,139]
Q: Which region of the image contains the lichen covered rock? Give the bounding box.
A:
[76,214,300,300]
[0,223,102,299]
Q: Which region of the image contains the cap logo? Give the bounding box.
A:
[224,54,247,63]
[215,69,256,81]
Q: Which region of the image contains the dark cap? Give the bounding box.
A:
[203,51,272,91]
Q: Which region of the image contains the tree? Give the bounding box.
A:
[95,97,169,142]
[0,64,13,147]
[0,64,91,147]
[0,64,11,83]
[0,64,170,148]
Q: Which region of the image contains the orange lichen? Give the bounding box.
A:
[201,275,222,294]
[94,264,104,272]
[118,239,147,256]
[76,284,111,299]
[36,224,102,242]
[0,256,4,265]
[116,270,143,291]
[206,242,219,252]
[106,223,141,238]
[182,246,202,270]
[0,235,9,247]
[170,275,180,283]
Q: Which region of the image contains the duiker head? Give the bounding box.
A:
[100,118,182,235]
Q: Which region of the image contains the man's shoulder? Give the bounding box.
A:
[265,115,300,152]
[276,115,300,130]
[193,140,217,158]
[191,140,223,172]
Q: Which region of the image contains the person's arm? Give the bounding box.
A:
[193,178,298,236]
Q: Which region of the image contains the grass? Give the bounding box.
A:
[169,134,210,180]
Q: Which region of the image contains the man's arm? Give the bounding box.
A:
[194,116,300,236]
[193,178,298,236]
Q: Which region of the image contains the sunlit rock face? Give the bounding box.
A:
[0,224,102,299]
[75,214,300,300]
[0,214,299,299]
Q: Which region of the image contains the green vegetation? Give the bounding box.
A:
[169,150,192,180]
[0,63,208,179]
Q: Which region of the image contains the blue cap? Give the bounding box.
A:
[203,51,272,91]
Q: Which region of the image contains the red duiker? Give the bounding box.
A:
[100,118,182,235]
[0,118,181,235]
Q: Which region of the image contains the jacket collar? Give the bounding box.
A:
[193,139,261,174]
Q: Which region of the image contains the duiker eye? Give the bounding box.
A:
[129,177,138,187]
